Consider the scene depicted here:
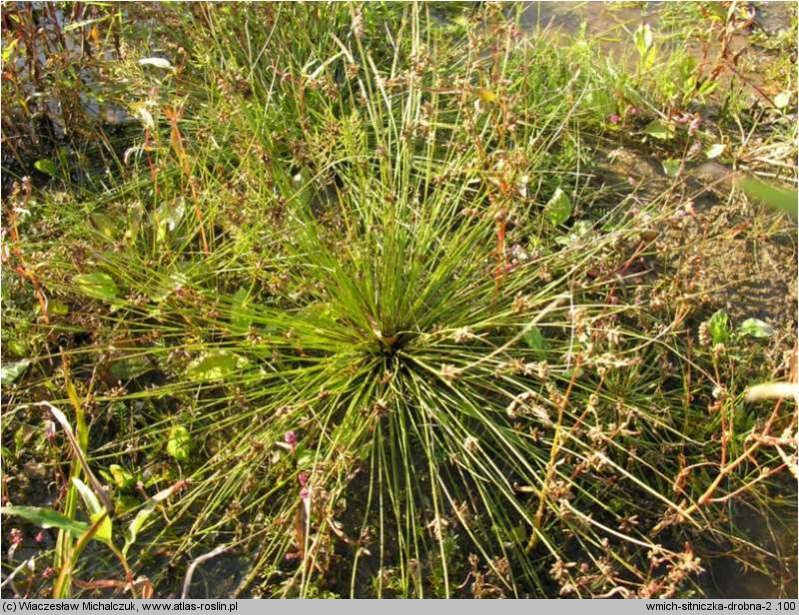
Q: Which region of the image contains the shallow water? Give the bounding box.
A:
[521,0,794,97]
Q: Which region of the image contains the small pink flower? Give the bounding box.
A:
[43,420,56,442]
[42,567,56,579]
[284,431,297,452]
[297,471,308,487]
[628,107,639,116]
[688,116,702,136]
[608,114,621,125]
[35,531,46,544]
[300,487,310,501]
[10,528,23,546]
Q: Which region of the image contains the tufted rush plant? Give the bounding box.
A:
[61,99,701,599]
[26,2,783,599]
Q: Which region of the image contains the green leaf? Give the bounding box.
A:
[1,359,30,386]
[91,513,113,544]
[7,340,28,357]
[662,159,681,177]
[48,301,70,316]
[738,318,774,339]
[124,202,145,245]
[109,356,152,380]
[108,465,136,491]
[643,119,674,141]
[14,425,28,455]
[705,143,725,159]
[1,505,89,538]
[34,159,57,176]
[186,351,247,381]
[738,177,797,220]
[122,481,185,555]
[124,507,154,555]
[90,213,118,239]
[295,443,314,470]
[156,199,186,239]
[707,310,730,344]
[554,220,593,246]
[705,3,727,19]
[73,273,119,302]
[72,477,103,517]
[71,478,112,543]
[697,80,718,98]
[633,23,654,59]
[62,17,108,32]
[167,425,191,462]
[2,37,19,64]
[523,326,548,354]
[544,187,572,226]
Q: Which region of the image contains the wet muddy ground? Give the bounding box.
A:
[527,1,798,599]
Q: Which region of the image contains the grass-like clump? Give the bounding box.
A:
[2,2,796,599]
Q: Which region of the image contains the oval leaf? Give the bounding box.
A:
[34,159,57,176]
[544,187,572,226]
[523,326,548,354]
[643,119,674,141]
[90,212,119,238]
[109,356,152,380]
[662,159,681,177]
[124,507,154,555]
[1,359,30,386]
[738,177,798,220]
[707,309,730,345]
[109,464,136,491]
[157,199,186,234]
[738,318,774,339]
[73,273,119,302]
[633,23,654,58]
[186,351,247,381]
[167,425,191,462]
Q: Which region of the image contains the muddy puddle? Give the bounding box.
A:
[522,2,793,64]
